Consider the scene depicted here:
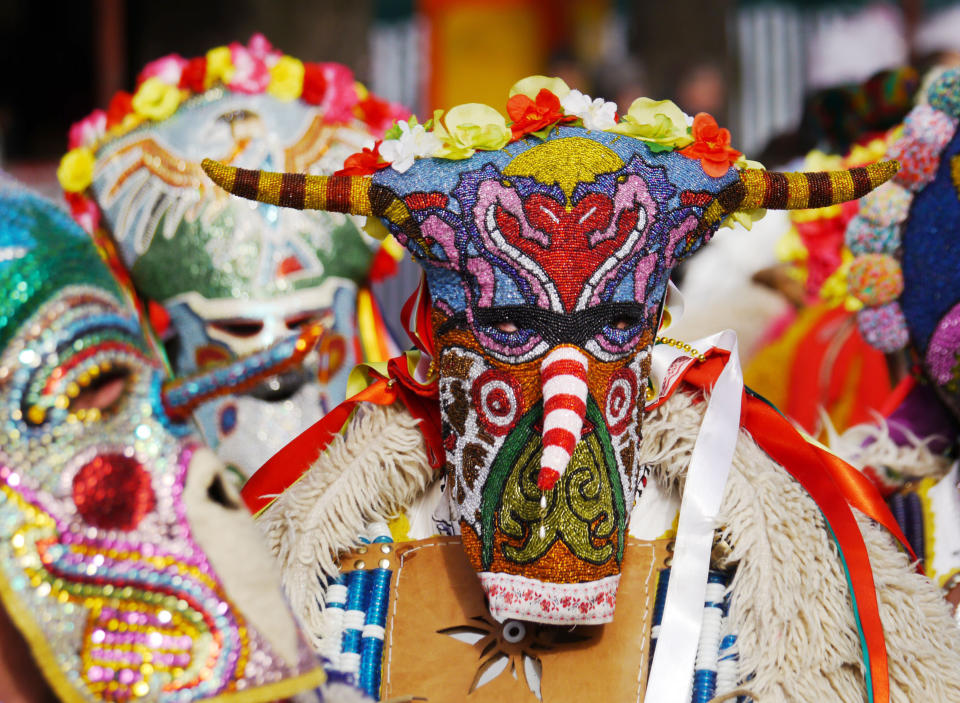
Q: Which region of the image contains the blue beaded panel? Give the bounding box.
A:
[322,530,393,701]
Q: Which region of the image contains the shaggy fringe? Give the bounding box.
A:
[264,390,960,700]
[640,390,960,702]
[824,410,950,481]
[256,402,433,646]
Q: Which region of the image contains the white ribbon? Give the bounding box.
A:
[643,330,743,703]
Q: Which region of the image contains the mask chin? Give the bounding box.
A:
[181,447,301,665]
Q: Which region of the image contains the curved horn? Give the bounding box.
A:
[715,160,900,214]
[201,158,374,216]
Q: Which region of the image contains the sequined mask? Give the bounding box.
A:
[0,181,324,701]
[89,90,377,472]
[204,118,896,625]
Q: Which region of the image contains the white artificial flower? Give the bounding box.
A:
[380,121,442,173]
[560,89,618,131]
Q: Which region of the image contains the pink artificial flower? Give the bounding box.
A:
[228,41,270,94]
[68,109,107,150]
[317,63,359,124]
[137,54,188,88]
[246,33,281,66]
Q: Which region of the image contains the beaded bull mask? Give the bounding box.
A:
[60,36,406,473]
[0,180,324,700]
[204,78,897,624]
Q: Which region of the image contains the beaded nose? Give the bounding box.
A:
[537,345,589,491]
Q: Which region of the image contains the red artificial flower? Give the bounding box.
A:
[356,94,411,138]
[334,142,389,176]
[179,56,207,93]
[105,91,134,129]
[506,88,576,141]
[301,62,328,105]
[678,112,742,178]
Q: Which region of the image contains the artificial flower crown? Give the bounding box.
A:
[335,75,762,230]
[58,34,408,206]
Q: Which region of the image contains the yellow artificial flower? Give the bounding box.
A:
[355,81,370,100]
[509,75,571,100]
[721,157,766,229]
[57,147,96,193]
[132,78,181,121]
[434,104,510,159]
[802,149,843,172]
[608,97,693,151]
[776,226,808,264]
[846,139,887,167]
[205,46,234,89]
[720,208,766,231]
[268,56,305,101]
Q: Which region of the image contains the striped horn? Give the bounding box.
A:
[201,158,374,216]
[715,160,900,214]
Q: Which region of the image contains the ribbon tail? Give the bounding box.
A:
[644,330,742,703]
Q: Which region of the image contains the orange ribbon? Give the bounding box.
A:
[682,352,919,703]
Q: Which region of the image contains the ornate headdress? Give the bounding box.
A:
[844,67,960,418]
[58,35,408,472]
[204,76,897,626]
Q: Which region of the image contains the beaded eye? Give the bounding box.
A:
[208,318,264,338]
[66,364,133,420]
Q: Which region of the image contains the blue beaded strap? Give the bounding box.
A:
[650,567,748,703]
[322,523,394,700]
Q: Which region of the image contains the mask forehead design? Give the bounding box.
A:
[0,182,322,700]
[92,91,374,303]
[201,88,897,625]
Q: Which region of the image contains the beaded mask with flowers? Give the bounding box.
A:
[59,35,408,474]
[204,76,898,625]
[0,180,324,701]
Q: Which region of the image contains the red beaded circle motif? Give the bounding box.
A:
[604,368,637,436]
[471,369,525,436]
[72,454,156,530]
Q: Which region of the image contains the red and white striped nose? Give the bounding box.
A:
[537,345,589,491]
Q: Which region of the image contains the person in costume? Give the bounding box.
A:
[0,177,334,702]
[59,35,407,476]
[204,77,960,702]
[803,67,960,617]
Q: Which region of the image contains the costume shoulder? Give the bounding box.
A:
[256,401,431,643]
[643,389,960,701]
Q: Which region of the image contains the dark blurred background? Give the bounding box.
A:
[3,0,960,194]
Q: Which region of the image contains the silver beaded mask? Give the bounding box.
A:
[89,90,379,473]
